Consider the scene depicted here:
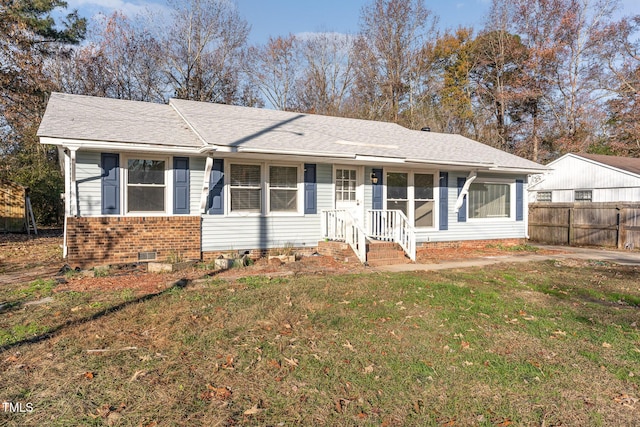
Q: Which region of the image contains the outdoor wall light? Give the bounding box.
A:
[370,173,378,184]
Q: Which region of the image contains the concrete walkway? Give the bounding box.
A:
[376,245,640,272]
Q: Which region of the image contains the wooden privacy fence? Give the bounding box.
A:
[1,180,26,233]
[529,202,640,249]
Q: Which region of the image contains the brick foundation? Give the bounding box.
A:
[66,216,201,268]
[316,240,359,263]
[202,247,318,263]
[417,238,526,255]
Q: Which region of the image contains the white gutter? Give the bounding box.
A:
[39,137,203,155]
[236,147,354,159]
[406,158,495,168]
[454,170,477,213]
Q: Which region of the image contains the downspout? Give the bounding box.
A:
[62,149,71,258]
[454,171,477,213]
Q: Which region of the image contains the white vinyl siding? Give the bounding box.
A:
[528,155,640,203]
[201,163,332,251]
[74,152,202,217]
[415,172,527,244]
[75,151,103,216]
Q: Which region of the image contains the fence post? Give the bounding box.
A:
[618,208,625,249]
[567,208,572,245]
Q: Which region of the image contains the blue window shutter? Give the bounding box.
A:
[101,153,120,215]
[208,159,224,215]
[304,163,317,214]
[439,172,448,230]
[515,179,524,221]
[173,157,190,214]
[372,168,383,209]
[457,177,467,223]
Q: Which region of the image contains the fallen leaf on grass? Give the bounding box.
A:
[363,364,374,374]
[461,341,470,350]
[267,359,281,369]
[343,341,355,352]
[602,342,612,348]
[614,393,638,408]
[201,385,232,401]
[284,357,298,367]
[495,418,513,426]
[244,404,261,415]
[357,412,368,419]
[84,371,95,380]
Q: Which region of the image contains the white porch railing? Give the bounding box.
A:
[321,209,416,263]
[367,209,416,262]
[321,209,367,263]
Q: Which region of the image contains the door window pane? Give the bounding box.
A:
[336,168,356,203]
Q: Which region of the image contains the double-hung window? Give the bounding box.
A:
[386,172,408,217]
[230,164,261,213]
[414,173,435,227]
[269,166,298,212]
[469,182,511,219]
[127,159,166,212]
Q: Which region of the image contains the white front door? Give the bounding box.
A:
[335,166,364,223]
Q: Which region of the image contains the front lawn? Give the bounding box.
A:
[1,259,639,426]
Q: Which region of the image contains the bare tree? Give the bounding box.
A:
[245,34,300,110]
[351,0,438,124]
[161,0,249,103]
[294,32,355,116]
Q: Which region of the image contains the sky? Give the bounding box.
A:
[67,0,640,44]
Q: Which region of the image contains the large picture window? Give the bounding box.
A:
[269,166,298,212]
[469,182,511,219]
[127,159,165,212]
[230,164,261,212]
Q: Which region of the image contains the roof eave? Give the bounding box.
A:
[39,136,202,154]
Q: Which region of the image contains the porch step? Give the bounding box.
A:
[366,240,409,267]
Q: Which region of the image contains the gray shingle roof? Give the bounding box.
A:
[37,92,202,147]
[38,93,546,172]
[170,98,545,171]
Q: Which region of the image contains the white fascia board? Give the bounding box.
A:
[39,137,202,155]
[236,147,354,159]
[406,158,495,168]
[487,166,549,174]
[354,155,405,163]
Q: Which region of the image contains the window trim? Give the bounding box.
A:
[537,191,552,202]
[123,155,170,215]
[574,189,592,202]
[466,179,515,222]
[225,161,304,217]
[267,163,303,215]
[381,169,439,230]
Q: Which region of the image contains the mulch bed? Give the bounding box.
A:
[2,231,563,295]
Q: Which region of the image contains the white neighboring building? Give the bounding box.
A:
[529,153,640,203]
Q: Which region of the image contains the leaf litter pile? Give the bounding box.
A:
[1,235,639,426]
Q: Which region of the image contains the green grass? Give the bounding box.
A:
[0,260,639,426]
